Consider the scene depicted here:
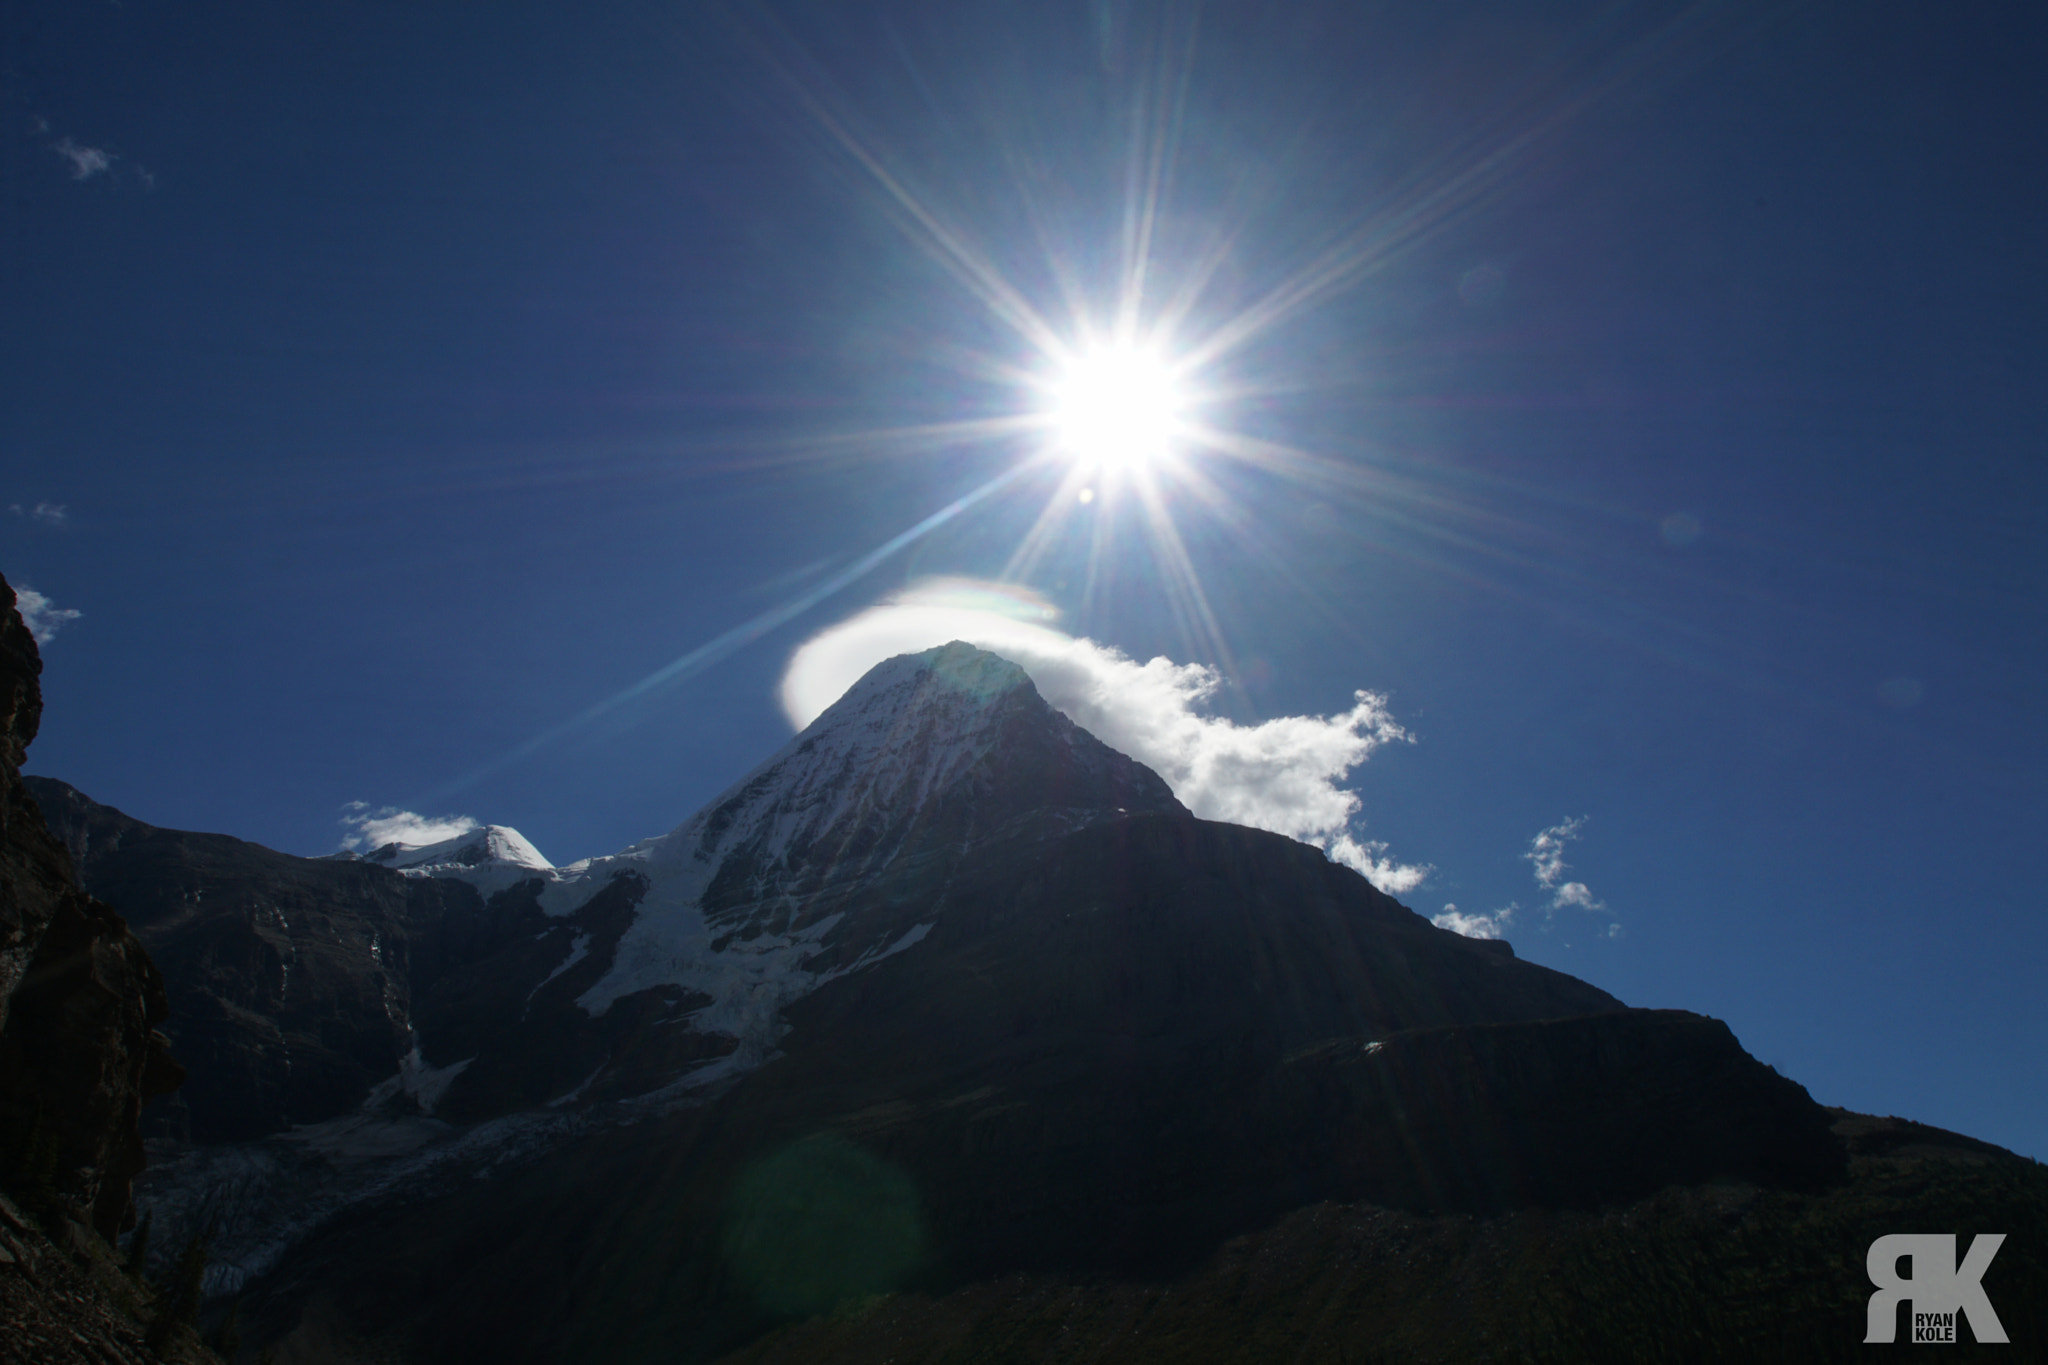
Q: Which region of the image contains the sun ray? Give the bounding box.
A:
[1000,461,1099,583]
[689,0,1772,735]
[735,11,1071,363]
[415,460,1035,804]
[1176,2,1744,372]
[1132,471,1238,682]
[1117,7,1201,339]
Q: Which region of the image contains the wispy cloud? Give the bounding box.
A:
[9,502,69,528]
[780,579,1431,894]
[1526,817,1615,929]
[339,803,479,851]
[53,137,116,181]
[12,586,82,645]
[35,118,151,188]
[1433,901,1517,940]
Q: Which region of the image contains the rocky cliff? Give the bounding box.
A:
[0,574,182,1242]
[0,573,211,1365]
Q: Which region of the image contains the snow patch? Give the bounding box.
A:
[527,933,592,1002]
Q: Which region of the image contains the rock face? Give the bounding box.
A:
[0,572,67,1026]
[0,574,181,1244]
[39,642,1855,1364]
[30,777,524,1145]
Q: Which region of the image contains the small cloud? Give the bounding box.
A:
[53,137,116,181]
[781,579,1428,894]
[12,586,82,645]
[1552,881,1601,911]
[1433,901,1516,940]
[1527,816,1584,893]
[339,805,478,852]
[1526,817,1615,923]
[12,502,70,527]
[35,120,152,189]
[1326,834,1432,895]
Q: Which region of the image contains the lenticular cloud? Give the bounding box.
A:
[340,803,480,851]
[780,580,1430,895]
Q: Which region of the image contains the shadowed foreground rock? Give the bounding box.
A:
[719,1114,2044,1365]
[0,574,206,1364]
[0,575,182,1241]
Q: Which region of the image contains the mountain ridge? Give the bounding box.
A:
[22,639,1975,1364]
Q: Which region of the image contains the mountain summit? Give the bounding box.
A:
[359,824,552,874]
[549,641,1186,1030]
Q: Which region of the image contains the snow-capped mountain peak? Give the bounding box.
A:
[361,823,553,899]
[625,639,1160,880]
[365,824,552,873]
[529,641,1184,1085]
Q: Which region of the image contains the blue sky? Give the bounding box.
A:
[5,1,2043,1158]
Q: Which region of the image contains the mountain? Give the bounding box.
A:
[25,641,2041,1361]
[30,775,515,1144]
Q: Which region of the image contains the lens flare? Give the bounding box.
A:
[1049,342,1186,472]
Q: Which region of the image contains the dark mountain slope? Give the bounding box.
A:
[228,801,1834,1365]
[721,1112,2046,1365]
[29,775,516,1144]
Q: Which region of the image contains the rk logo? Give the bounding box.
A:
[1865,1233,2008,1344]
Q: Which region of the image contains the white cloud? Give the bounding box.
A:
[340,803,479,851]
[1527,816,1583,892]
[1433,901,1516,940]
[53,137,116,181]
[1552,880,1601,911]
[9,502,68,527]
[1526,817,1613,922]
[13,586,82,645]
[1326,834,1432,894]
[780,578,1430,894]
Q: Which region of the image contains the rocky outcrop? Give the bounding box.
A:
[0,1189,198,1365]
[0,575,182,1243]
[0,571,67,1028]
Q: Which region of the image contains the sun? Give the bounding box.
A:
[1047,341,1187,473]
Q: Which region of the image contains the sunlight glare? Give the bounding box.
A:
[1049,342,1186,472]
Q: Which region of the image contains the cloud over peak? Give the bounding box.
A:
[340,803,479,851]
[780,580,1430,894]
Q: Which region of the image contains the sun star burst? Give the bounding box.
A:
[1048,341,1187,474]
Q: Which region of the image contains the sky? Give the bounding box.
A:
[4,0,2044,1158]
